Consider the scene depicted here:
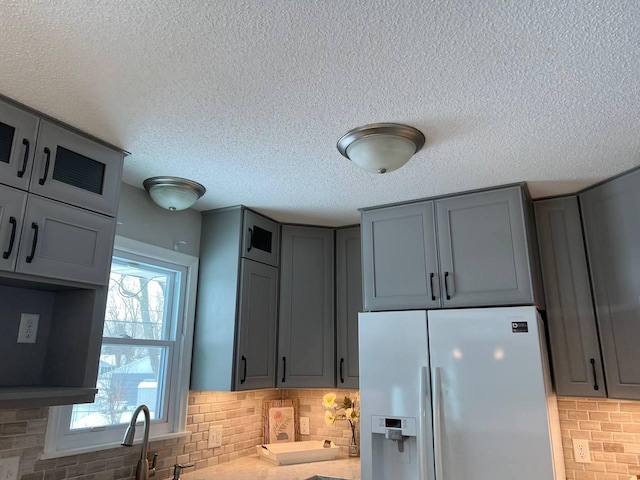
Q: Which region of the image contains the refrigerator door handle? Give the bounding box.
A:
[418,366,430,480]
[432,367,444,479]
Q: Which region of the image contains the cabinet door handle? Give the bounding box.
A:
[444,271,451,300]
[2,217,17,259]
[247,228,253,252]
[590,358,599,391]
[25,222,39,263]
[281,356,286,383]
[340,358,345,384]
[17,139,30,178]
[38,147,51,185]
[240,355,247,384]
[429,272,436,301]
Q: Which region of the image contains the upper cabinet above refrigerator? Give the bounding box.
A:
[361,185,543,311]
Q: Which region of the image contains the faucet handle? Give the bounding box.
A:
[149,451,158,476]
[173,463,195,480]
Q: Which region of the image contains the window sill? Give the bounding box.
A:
[40,430,192,460]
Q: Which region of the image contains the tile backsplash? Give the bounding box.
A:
[559,397,640,480]
[0,389,357,480]
[5,391,639,479]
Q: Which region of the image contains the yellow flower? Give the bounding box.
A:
[324,410,336,425]
[322,393,337,409]
[345,407,359,423]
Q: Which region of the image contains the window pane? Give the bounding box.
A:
[70,345,168,430]
[103,258,175,340]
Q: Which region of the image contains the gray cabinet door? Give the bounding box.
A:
[278,225,334,388]
[336,227,362,389]
[581,169,640,400]
[436,187,534,307]
[535,197,605,397]
[29,121,123,217]
[15,196,115,285]
[0,184,28,272]
[242,209,280,267]
[0,99,39,191]
[236,259,278,390]
[361,202,440,311]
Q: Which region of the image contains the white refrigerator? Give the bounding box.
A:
[358,306,565,480]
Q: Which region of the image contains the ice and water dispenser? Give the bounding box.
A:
[364,414,421,479]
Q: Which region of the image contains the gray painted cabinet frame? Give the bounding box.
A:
[336,227,362,389]
[535,196,605,397]
[278,225,334,388]
[581,168,640,400]
[361,185,540,311]
[0,98,40,191]
[0,184,28,273]
[191,206,279,391]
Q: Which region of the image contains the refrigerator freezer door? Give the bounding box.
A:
[358,311,435,480]
[428,307,558,480]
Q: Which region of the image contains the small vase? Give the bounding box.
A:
[348,424,359,457]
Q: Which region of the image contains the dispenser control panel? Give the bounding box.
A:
[370,416,417,436]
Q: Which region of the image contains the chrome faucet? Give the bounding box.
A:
[173,463,195,480]
[121,404,157,480]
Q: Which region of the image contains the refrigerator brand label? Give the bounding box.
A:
[512,321,528,333]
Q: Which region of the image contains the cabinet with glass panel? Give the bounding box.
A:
[0,96,124,287]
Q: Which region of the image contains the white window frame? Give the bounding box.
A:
[43,236,198,458]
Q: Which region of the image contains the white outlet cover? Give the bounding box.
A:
[17,313,39,344]
[300,416,310,435]
[0,456,20,480]
[572,438,591,464]
[208,425,223,449]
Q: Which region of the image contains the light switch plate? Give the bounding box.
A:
[0,456,20,480]
[300,416,310,435]
[17,313,39,344]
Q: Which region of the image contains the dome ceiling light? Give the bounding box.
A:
[143,176,206,211]
[337,123,426,174]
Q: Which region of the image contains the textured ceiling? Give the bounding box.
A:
[1,0,639,225]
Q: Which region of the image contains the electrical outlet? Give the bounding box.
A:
[573,438,591,463]
[300,416,310,435]
[17,313,39,344]
[0,456,20,480]
[208,425,223,448]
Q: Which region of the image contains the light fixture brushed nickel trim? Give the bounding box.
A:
[143,176,206,211]
[337,123,426,174]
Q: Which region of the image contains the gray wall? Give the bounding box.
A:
[115,182,202,256]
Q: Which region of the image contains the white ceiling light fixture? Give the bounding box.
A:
[143,176,206,211]
[337,123,426,174]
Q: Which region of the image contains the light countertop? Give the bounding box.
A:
[183,455,361,480]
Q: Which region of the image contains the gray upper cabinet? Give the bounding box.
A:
[361,202,440,311]
[243,209,280,267]
[436,187,535,308]
[278,225,334,388]
[361,185,540,311]
[0,99,40,191]
[336,227,362,389]
[535,197,605,397]
[0,184,28,272]
[29,121,123,217]
[191,206,279,391]
[580,168,640,400]
[236,259,278,390]
[15,195,116,285]
[0,95,124,409]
